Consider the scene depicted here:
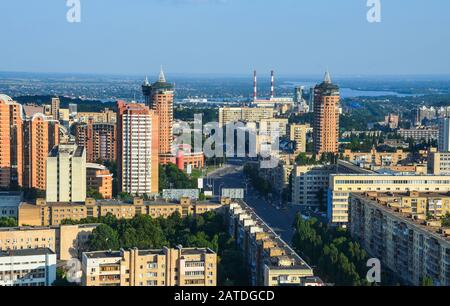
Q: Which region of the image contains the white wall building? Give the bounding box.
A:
[0,248,56,286]
[439,117,450,152]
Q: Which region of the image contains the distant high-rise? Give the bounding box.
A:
[51,97,60,121]
[23,114,59,192]
[0,95,24,188]
[46,143,86,203]
[438,117,450,152]
[142,67,174,157]
[117,100,159,195]
[76,120,116,163]
[313,71,340,157]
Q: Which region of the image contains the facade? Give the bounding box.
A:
[0,95,23,188]
[18,197,224,227]
[46,144,86,203]
[350,192,450,286]
[227,200,317,286]
[328,174,450,225]
[142,69,174,157]
[289,124,308,153]
[292,164,335,207]
[398,127,438,142]
[218,107,275,128]
[383,114,399,129]
[117,100,159,195]
[0,192,22,218]
[0,248,56,286]
[342,148,408,167]
[76,120,116,163]
[82,247,217,286]
[428,151,450,175]
[259,118,289,137]
[258,159,294,196]
[313,72,340,156]
[76,109,116,124]
[51,97,60,121]
[86,163,113,199]
[438,117,450,152]
[23,114,59,191]
[0,224,97,261]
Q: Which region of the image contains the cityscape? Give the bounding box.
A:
[0,0,449,299]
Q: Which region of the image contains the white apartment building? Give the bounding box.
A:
[292,165,335,207]
[0,248,56,286]
[439,117,450,152]
[46,143,86,202]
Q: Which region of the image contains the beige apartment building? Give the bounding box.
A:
[82,247,217,286]
[289,124,309,153]
[18,197,224,226]
[350,192,450,286]
[227,200,321,286]
[292,164,335,207]
[428,151,450,175]
[0,224,97,261]
[342,148,408,167]
[76,108,117,124]
[328,174,450,225]
[218,107,275,127]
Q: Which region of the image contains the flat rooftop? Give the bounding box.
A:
[0,248,55,257]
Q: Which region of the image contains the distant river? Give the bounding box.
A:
[282,81,418,98]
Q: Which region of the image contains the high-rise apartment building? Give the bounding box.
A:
[313,72,340,157]
[0,95,24,188]
[76,120,116,162]
[82,247,217,286]
[51,97,60,121]
[46,143,86,203]
[22,114,59,192]
[117,100,159,196]
[438,117,450,152]
[142,68,174,156]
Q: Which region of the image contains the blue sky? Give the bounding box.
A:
[0,0,449,75]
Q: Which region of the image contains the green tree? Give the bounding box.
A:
[88,224,120,251]
[0,217,17,227]
[421,276,434,286]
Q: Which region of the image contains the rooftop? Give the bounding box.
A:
[0,248,55,257]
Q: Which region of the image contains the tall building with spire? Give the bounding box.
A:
[313,71,340,157]
[142,67,174,158]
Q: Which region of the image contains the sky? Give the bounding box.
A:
[0,0,449,76]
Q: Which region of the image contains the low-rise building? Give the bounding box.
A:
[0,248,56,286]
[82,246,217,286]
[328,174,450,225]
[86,163,113,199]
[227,200,318,286]
[350,192,450,286]
[398,127,439,141]
[342,148,408,167]
[0,191,22,218]
[18,197,224,226]
[0,224,98,261]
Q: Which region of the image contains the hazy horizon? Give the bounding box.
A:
[1,0,450,76]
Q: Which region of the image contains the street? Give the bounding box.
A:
[206,159,302,244]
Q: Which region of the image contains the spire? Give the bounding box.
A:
[324,70,332,84]
[158,65,166,83]
[143,76,149,85]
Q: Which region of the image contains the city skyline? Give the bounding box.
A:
[1,0,450,75]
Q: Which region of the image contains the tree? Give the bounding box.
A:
[88,224,120,251]
[442,213,450,227]
[0,217,17,227]
[421,276,434,286]
[87,188,103,200]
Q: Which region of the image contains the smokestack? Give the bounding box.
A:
[270,70,275,99]
[253,70,257,101]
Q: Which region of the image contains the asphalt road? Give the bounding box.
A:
[206,159,301,244]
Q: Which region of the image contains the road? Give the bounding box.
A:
[206,159,302,244]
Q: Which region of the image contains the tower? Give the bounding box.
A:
[142,67,174,157]
[117,100,159,195]
[313,71,340,157]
